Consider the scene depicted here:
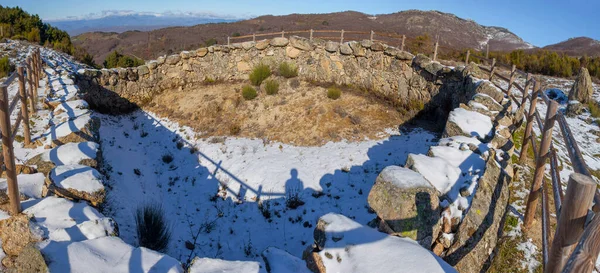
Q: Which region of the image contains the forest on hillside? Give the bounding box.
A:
[0,5,96,67]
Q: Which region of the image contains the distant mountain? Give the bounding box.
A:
[73,10,535,64]
[543,37,600,56]
[47,10,240,36]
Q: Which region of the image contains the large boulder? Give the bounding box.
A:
[443,150,510,272]
[569,67,594,103]
[339,43,353,55]
[348,41,366,57]
[412,54,443,75]
[290,36,312,51]
[325,41,339,53]
[0,214,41,257]
[304,213,456,273]
[474,81,505,104]
[48,164,105,206]
[270,37,289,47]
[367,166,441,247]
[472,93,503,112]
[443,108,493,140]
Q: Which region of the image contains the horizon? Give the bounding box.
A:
[2,0,600,47]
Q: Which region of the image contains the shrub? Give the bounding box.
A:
[249,64,271,86]
[327,87,342,100]
[278,62,298,78]
[589,101,600,118]
[162,154,174,164]
[264,79,279,95]
[0,56,14,78]
[242,85,258,100]
[135,203,172,252]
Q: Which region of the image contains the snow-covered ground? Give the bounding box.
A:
[99,108,438,263]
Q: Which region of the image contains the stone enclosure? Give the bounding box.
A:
[74,36,520,272]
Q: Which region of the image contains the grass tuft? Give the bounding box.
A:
[278,62,298,78]
[327,87,342,100]
[135,203,172,252]
[249,63,271,86]
[264,79,279,95]
[589,101,600,118]
[242,85,258,100]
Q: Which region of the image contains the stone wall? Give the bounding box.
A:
[75,36,473,116]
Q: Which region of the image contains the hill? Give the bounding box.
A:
[73,10,534,64]
[543,37,600,57]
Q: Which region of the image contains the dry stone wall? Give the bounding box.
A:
[76,36,474,117]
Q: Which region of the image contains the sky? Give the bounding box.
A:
[3,0,599,47]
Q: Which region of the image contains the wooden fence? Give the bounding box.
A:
[468,53,600,273]
[0,48,43,215]
[227,29,442,62]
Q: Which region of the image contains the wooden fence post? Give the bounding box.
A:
[520,80,540,164]
[252,33,256,42]
[520,73,533,107]
[0,84,21,215]
[26,59,35,111]
[524,99,559,229]
[486,43,489,59]
[433,41,439,61]
[507,64,516,95]
[340,30,344,44]
[17,67,31,145]
[227,36,230,46]
[546,173,597,273]
[489,58,497,80]
[401,35,406,51]
[32,52,39,90]
[465,50,470,64]
[562,210,600,273]
[281,31,285,38]
[370,30,374,42]
[310,29,313,42]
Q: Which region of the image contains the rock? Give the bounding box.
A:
[241,41,255,50]
[472,93,503,112]
[0,165,36,178]
[360,39,373,48]
[46,114,100,147]
[290,36,312,51]
[302,246,326,273]
[445,150,510,272]
[10,243,48,273]
[339,43,352,55]
[396,51,415,61]
[156,56,165,65]
[438,233,453,248]
[461,62,487,79]
[137,65,149,76]
[370,42,386,51]
[180,51,193,59]
[263,247,310,273]
[188,257,258,273]
[443,108,493,140]
[26,142,100,175]
[325,41,339,53]
[286,46,301,59]
[196,48,208,57]
[237,61,251,72]
[367,166,441,247]
[255,39,270,50]
[566,100,584,117]
[165,54,181,65]
[348,41,366,57]
[413,54,443,75]
[569,67,594,103]
[147,61,157,70]
[0,214,39,256]
[474,81,505,104]
[432,241,445,256]
[460,186,471,197]
[48,164,105,206]
[270,37,289,47]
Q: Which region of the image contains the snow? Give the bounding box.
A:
[39,236,184,273]
[429,146,485,173]
[100,109,438,262]
[47,217,117,242]
[448,108,493,139]
[0,173,45,199]
[40,142,99,165]
[188,257,262,273]
[42,113,93,143]
[378,165,434,189]
[262,247,311,273]
[407,154,461,195]
[49,164,104,193]
[316,213,456,273]
[54,99,89,114]
[22,196,104,233]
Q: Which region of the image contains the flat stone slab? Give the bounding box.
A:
[49,164,105,205]
[39,236,184,273]
[27,142,99,174]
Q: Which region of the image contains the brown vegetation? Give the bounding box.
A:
[145,80,407,146]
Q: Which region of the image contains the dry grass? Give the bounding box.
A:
[145,81,407,146]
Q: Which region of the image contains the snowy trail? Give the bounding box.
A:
[99,109,438,262]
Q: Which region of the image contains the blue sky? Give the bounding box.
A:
[3,0,599,47]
